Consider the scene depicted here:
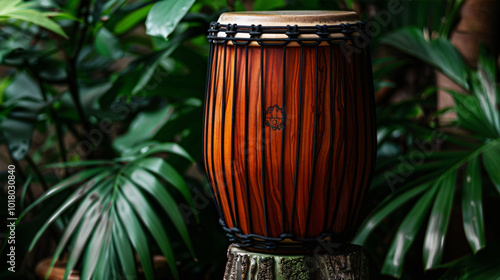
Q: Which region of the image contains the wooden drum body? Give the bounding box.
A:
[203,11,376,251]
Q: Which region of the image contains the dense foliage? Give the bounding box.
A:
[0,0,499,279]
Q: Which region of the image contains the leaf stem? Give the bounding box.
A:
[35,76,69,177]
[25,154,49,192]
[440,138,500,178]
[110,171,122,203]
[67,63,91,132]
[67,0,92,133]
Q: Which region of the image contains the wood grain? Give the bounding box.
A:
[204,42,376,242]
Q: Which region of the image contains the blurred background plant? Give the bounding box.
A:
[0,0,499,279]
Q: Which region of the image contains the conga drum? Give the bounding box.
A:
[203,11,376,251]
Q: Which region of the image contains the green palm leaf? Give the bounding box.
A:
[482,139,500,195]
[44,185,107,279]
[22,143,195,280]
[115,194,155,280]
[423,171,456,269]
[462,156,486,253]
[362,16,500,280]
[380,27,469,90]
[80,209,112,280]
[472,45,500,135]
[134,157,195,209]
[19,167,106,221]
[120,178,178,278]
[127,168,196,253]
[448,90,497,138]
[353,182,432,245]
[28,171,112,251]
[112,210,138,279]
[62,199,109,280]
[381,181,439,277]
[140,142,195,162]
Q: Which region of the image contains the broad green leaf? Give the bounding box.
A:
[382,182,439,277]
[128,43,183,95]
[114,3,154,35]
[77,82,114,112]
[1,72,44,160]
[19,167,106,221]
[381,27,469,90]
[116,140,159,158]
[95,27,123,60]
[140,142,194,162]
[127,168,196,249]
[101,0,127,15]
[134,157,193,207]
[120,179,179,278]
[2,9,68,38]
[1,118,34,160]
[482,143,500,195]
[0,0,23,14]
[145,0,195,38]
[113,106,174,153]
[28,171,111,251]
[462,157,486,253]
[423,171,456,269]
[99,27,203,108]
[44,11,81,22]
[116,194,155,280]
[353,182,432,245]
[112,210,138,279]
[3,71,41,103]
[132,69,206,98]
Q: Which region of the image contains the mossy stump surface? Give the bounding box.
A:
[223,244,368,280]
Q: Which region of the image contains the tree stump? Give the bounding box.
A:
[223,244,369,280]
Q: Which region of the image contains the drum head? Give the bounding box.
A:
[218,10,359,26]
[213,11,363,45]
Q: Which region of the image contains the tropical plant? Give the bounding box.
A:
[0,0,224,278]
[19,143,197,279]
[0,0,68,40]
[354,27,500,279]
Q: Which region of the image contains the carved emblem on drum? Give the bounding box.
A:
[265,105,285,131]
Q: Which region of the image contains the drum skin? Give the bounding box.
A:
[203,15,376,247]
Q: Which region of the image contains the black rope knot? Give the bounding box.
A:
[249,24,263,38]
[208,21,220,40]
[286,25,300,38]
[225,23,237,37]
[208,21,220,32]
[316,24,330,38]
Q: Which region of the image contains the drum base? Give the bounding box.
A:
[223,243,369,280]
